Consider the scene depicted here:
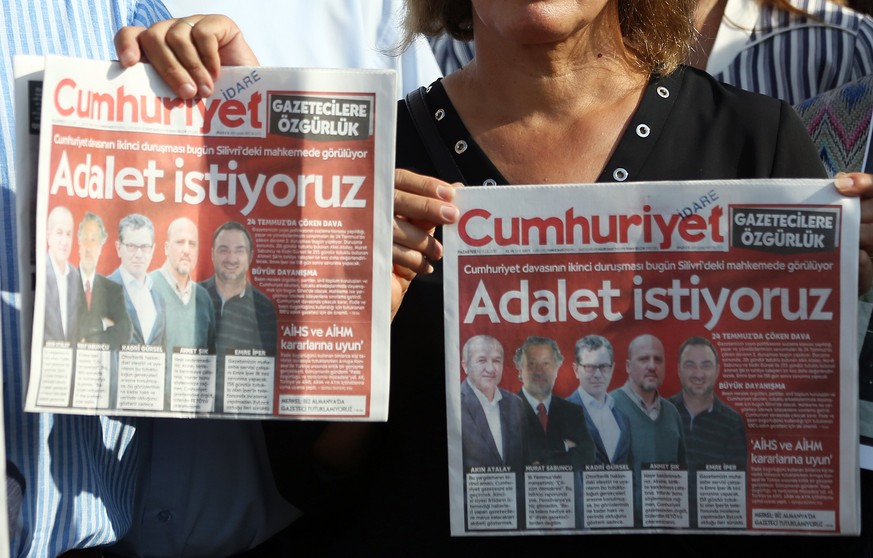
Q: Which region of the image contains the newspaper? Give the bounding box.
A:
[443,180,860,535]
[22,55,395,420]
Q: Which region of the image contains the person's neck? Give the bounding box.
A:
[631,383,658,406]
[522,386,549,404]
[216,277,246,300]
[471,380,497,402]
[165,263,189,291]
[121,266,147,287]
[683,392,714,416]
[50,254,67,273]
[447,19,645,122]
[442,17,648,184]
[688,0,729,69]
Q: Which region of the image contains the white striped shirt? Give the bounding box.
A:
[710,0,873,104]
[0,4,171,556]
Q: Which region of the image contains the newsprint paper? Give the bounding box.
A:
[443,181,861,535]
[22,55,395,421]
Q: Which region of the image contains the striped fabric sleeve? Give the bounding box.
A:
[712,0,873,104]
[851,14,873,81]
[130,0,174,29]
[1,3,172,557]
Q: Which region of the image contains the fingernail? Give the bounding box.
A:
[179,83,197,98]
[436,185,454,201]
[834,175,854,191]
[440,205,459,221]
[198,83,213,97]
[118,49,136,66]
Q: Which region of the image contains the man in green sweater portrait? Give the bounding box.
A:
[150,217,217,410]
[610,334,687,526]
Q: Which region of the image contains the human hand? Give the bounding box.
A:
[392,169,460,318]
[834,172,873,294]
[114,14,258,99]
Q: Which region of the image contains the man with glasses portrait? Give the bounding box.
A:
[109,213,165,347]
[568,335,632,466]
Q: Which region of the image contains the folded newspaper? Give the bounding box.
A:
[443,181,860,535]
[20,55,395,421]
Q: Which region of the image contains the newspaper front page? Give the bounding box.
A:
[23,55,395,420]
[443,180,860,535]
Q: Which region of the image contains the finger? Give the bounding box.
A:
[394,168,457,199]
[393,243,433,277]
[394,189,458,226]
[180,14,259,95]
[132,18,202,98]
[393,218,442,262]
[128,15,257,100]
[394,187,459,226]
[394,168,459,224]
[163,16,218,97]
[114,26,147,66]
[192,14,259,67]
[834,172,873,198]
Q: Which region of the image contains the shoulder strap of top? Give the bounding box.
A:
[404,86,467,184]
